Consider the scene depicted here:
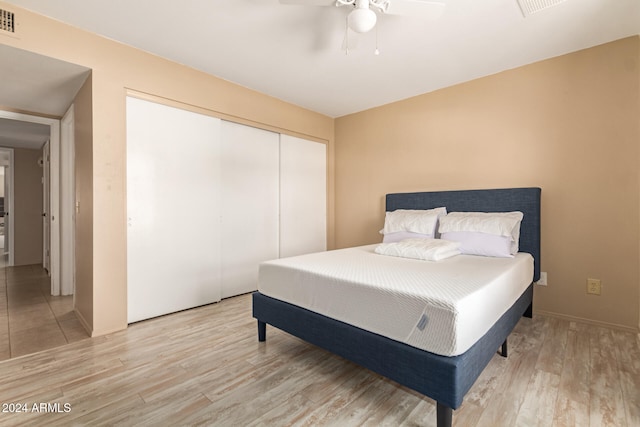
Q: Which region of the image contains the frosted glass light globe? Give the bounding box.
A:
[348,7,377,33]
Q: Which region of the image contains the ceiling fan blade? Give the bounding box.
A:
[279,0,335,5]
[384,0,445,18]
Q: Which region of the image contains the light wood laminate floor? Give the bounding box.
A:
[0,293,638,426]
[0,262,89,360]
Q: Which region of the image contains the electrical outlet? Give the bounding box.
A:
[536,272,547,286]
[587,278,601,295]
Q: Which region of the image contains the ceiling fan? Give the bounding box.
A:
[279,0,446,34]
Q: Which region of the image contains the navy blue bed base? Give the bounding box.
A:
[252,187,541,427]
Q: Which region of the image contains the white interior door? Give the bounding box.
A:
[0,167,4,250]
[220,121,279,298]
[60,105,75,296]
[279,135,327,258]
[126,96,222,323]
[4,161,11,261]
[2,154,12,259]
[42,140,50,272]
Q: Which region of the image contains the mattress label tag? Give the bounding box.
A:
[417,314,428,331]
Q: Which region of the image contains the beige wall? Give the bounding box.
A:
[0,2,334,336]
[13,147,43,266]
[73,74,93,331]
[335,36,640,331]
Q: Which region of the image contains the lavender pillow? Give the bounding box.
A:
[438,211,523,255]
[441,231,513,258]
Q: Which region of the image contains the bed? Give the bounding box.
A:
[252,187,541,427]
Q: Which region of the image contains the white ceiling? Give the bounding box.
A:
[0,117,50,150]
[2,0,640,119]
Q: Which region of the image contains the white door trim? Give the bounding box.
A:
[60,105,75,296]
[0,110,60,294]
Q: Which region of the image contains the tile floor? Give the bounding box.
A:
[0,255,89,360]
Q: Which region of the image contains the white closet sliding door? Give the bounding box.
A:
[279,135,327,258]
[126,97,222,323]
[220,121,279,298]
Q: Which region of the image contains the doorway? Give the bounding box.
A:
[0,110,75,296]
[0,44,90,358]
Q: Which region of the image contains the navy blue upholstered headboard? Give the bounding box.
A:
[386,188,541,282]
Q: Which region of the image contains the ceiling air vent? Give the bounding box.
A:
[517,0,567,17]
[0,9,15,34]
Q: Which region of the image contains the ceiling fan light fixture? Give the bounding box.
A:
[348,6,377,33]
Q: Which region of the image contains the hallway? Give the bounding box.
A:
[0,256,89,360]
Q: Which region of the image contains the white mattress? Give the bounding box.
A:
[258,245,533,356]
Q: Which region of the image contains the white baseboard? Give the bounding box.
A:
[533,309,639,334]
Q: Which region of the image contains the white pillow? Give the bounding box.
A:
[382,231,433,243]
[380,207,447,238]
[375,238,461,261]
[438,211,524,255]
